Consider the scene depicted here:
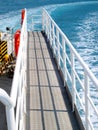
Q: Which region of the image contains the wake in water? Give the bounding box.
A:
[50,2,98,129]
[51,1,98,77]
[0,1,98,129]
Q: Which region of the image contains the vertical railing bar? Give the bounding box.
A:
[52,23,55,57]
[46,14,48,39]
[56,29,60,69]
[6,106,16,130]
[46,14,48,37]
[42,10,44,31]
[42,11,44,30]
[51,25,53,47]
[16,97,21,130]
[71,51,76,111]
[62,37,67,86]
[49,20,52,47]
[23,70,27,114]
[84,71,90,130]
[47,16,49,40]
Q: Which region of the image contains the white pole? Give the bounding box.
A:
[62,37,67,86]
[47,17,49,40]
[56,29,60,69]
[0,89,15,130]
[84,72,89,130]
[50,21,52,47]
[71,52,76,111]
[52,23,55,57]
[42,9,45,31]
[6,106,16,130]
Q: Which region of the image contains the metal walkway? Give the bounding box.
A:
[26,31,80,130]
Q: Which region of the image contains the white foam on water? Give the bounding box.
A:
[0,2,98,129]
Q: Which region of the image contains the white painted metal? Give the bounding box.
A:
[0,7,98,130]
[62,37,67,85]
[56,29,60,69]
[0,9,27,130]
[42,8,98,130]
[84,72,89,130]
[71,52,76,111]
[32,15,42,30]
[0,88,16,130]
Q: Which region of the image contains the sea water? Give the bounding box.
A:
[0,0,98,129]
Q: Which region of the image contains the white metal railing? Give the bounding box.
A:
[31,15,42,31]
[42,8,98,130]
[0,9,27,130]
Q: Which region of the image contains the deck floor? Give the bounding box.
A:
[26,31,80,130]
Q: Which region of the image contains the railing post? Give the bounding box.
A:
[46,14,48,37]
[47,17,50,40]
[62,37,67,86]
[43,11,46,33]
[84,72,89,130]
[71,52,76,111]
[48,18,51,43]
[6,106,16,130]
[42,9,46,31]
[49,21,52,47]
[0,89,16,130]
[42,10,44,31]
[56,29,60,69]
[23,67,27,114]
[52,23,55,57]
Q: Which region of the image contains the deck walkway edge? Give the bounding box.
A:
[26,31,82,130]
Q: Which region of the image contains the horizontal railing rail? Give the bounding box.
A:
[42,8,98,130]
[10,8,27,130]
[0,8,27,130]
[31,14,42,31]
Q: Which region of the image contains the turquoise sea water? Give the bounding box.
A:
[0,1,98,78]
[0,0,98,129]
[51,1,98,78]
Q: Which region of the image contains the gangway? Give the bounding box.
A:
[0,8,98,130]
[26,31,81,130]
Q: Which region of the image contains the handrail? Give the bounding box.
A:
[42,8,98,130]
[10,8,27,107]
[31,14,42,31]
[10,8,27,130]
[0,7,98,130]
[0,8,27,130]
[0,89,13,107]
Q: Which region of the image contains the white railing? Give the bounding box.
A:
[42,9,98,130]
[32,15,42,30]
[0,9,27,130]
